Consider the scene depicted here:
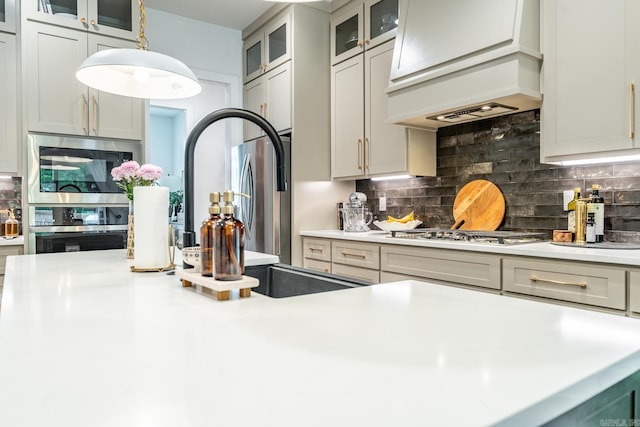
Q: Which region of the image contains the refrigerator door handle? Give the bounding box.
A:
[240,152,254,240]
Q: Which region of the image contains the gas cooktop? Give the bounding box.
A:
[388,229,547,245]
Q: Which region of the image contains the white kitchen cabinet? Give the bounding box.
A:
[243,61,291,140]
[541,0,640,163]
[331,39,435,179]
[24,0,138,41]
[0,32,17,174]
[0,0,16,33]
[503,257,626,310]
[380,245,502,290]
[243,10,290,84]
[0,245,22,276]
[330,0,398,65]
[629,271,640,315]
[26,21,143,139]
[331,240,380,283]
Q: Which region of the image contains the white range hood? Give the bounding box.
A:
[387,0,542,130]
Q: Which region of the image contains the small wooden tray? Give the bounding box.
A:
[177,268,259,300]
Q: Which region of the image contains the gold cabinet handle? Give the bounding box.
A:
[341,251,366,259]
[90,19,96,26]
[309,247,324,253]
[80,17,87,25]
[529,276,587,289]
[263,102,268,119]
[365,39,370,45]
[81,94,88,132]
[357,41,363,48]
[357,139,363,170]
[364,137,370,171]
[91,95,98,134]
[259,103,264,116]
[262,63,268,73]
[629,83,635,139]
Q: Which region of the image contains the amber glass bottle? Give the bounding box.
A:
[200,192,221,277]
[214,190,245,281]
[4,209,19,238]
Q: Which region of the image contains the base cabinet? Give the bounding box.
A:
[630,271,640,315]
[545,370,640,426]
[0,245,23,276]
[503,257,626,310]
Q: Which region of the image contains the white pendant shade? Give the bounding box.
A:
[76,48,202,100]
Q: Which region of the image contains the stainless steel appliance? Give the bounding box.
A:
[388,229,547,245]
[27,133,142,204]
[234,135,291,264]
[27,205,129,253]
[341,192,373,232]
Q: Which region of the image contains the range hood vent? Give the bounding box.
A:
[427,103,519,124]
[387,0,542,130]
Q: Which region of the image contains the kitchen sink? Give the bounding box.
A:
[244,264,370,298]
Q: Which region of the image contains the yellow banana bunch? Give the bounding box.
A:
[387,211,415,223]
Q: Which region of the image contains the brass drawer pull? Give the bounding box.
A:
[341,251,366,259]
[308,247,324,253]
[529,276,587,289]
[630,83,635,139]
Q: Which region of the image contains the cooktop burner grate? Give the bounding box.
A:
[388,229,547,245]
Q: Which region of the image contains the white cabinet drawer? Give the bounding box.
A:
[332,263,379,284]
[630,271,640,314]
[503,257,626,310]
[380,245,501,290]
[332,241,379,269]
[303,258,331,274]
[303,238,331,262]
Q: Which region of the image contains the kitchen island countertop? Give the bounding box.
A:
[1,249,640,426]
[301,229,640,267]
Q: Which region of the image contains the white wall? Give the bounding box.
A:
[145,9,243,240]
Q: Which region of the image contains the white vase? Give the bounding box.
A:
[133,186,170,269]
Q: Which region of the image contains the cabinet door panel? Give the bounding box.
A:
[541,0,633,160]
[331,2,364,65]
[266,61,291,133]
[0,33,17,174]
[0,0,16,33]
[630,271,640,314]
[243,31,263,84]
[365,40,407,176]
[243,77,265,141]
[331,55,364,178]
[88,35,141,139]
[27,22,87,135]
[264,13,291,73]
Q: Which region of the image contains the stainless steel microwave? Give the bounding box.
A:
[27,134,142,205]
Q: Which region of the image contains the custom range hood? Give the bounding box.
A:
[387,0,542,130]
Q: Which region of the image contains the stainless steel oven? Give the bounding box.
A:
[27,206,129,254]
[27,133,142,204]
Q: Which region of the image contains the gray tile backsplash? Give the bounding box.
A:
[357,110,640,242]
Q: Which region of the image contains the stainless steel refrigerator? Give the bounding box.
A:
[234,135,291,264]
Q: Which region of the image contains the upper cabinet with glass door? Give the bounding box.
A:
[331,0,398,65]
[0,0,16,33]
[243,11,291,83]
[25,0,139,40]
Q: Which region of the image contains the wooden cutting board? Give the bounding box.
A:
[451,180,505,230]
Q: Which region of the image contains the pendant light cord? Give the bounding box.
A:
[136,0,149,51]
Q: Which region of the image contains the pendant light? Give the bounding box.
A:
[75,0,201,100]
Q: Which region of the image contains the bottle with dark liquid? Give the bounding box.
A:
[214,190,245,281]
[200,192,221,277]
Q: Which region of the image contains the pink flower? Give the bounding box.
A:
[119,160,141,180]
[137,164,163,181]
[110,165,123,181]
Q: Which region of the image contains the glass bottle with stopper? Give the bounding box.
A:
[214,190,248,281]
[200,192,221,277]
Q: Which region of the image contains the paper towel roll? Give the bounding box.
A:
[133,186,169,269]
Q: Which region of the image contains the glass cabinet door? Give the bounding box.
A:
[264,12,290,73]
[0,0,16,33]
[244,31,264,83]
[27,0,137,40]
[366,0,398,49]
[331,2,364,65]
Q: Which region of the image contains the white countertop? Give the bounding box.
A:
[1,250,639,426]
[0,235,23,247]
[301,229,640,267]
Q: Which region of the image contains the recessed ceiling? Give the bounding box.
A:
[145,0,274,30]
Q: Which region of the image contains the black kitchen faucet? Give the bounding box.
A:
[181,108,287,255]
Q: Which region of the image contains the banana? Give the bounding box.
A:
[387,211,415,223]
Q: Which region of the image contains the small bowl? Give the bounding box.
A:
[181,246,201,272]
[373,220,423,232]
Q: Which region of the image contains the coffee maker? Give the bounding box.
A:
[341,192,373,232]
